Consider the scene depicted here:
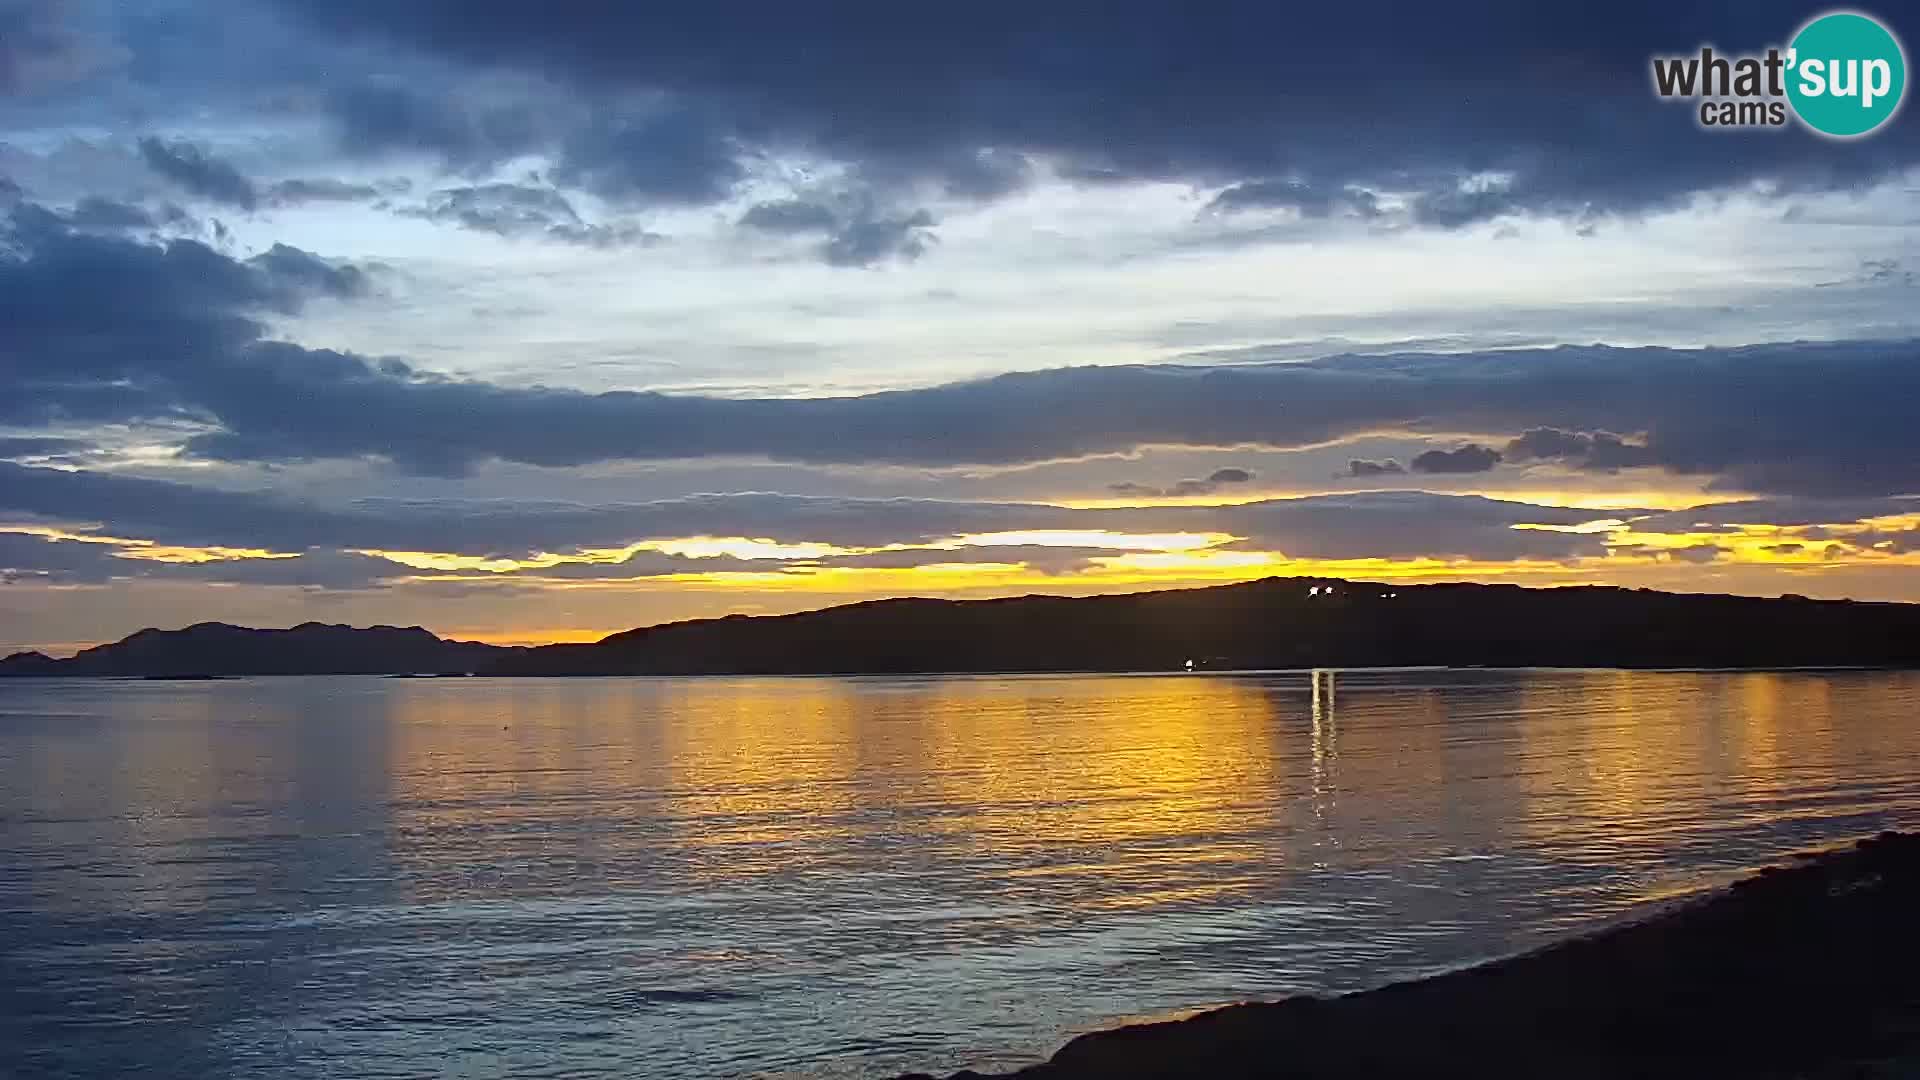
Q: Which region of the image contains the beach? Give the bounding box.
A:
[907,831,1920,1079]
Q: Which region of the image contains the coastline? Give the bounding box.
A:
[903,831,1920,1079]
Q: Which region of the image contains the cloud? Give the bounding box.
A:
[272,1,1920,227]
[552,110,746,205]
[323,82,553,168]
[0,460,1640,578]
[740,199,838,233]
[0,199,369,429]
[1505,426,1661,471]
[739,195,936,266]
[405,182,655,247]
[1208,180,1379,218]
[1106,466,1256,498]
[1411,444,1503,474]
[0,435,86,458]
[4,204,1919,493]
[1347,458,1406,477]
[0,0,124,94]
[7,195,195,234]
[136,137,258,210]
[268,177,383,206]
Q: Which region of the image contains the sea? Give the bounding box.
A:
[3,668,1918,1078]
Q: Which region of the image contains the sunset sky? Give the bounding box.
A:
[3,1,1919,655]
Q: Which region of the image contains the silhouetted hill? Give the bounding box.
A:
[0,650,58,675]
[483,578,1920,675]
[9,579,1920,678]
[2,622,514,677]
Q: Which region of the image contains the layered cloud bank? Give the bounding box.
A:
[5,194,1917,492]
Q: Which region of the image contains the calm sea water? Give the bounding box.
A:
[3,669,1918,1079]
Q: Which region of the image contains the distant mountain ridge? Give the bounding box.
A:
[6,579,1920,679]
[482,578,1920,675]
[0,621,515,677]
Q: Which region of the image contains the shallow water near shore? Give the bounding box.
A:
[3,669,1919,1079]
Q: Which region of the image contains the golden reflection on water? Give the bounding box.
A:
[375,675,1290,908]
[7,671,1920,1080]
[367,669,1920,915]
[909,676,1285,909]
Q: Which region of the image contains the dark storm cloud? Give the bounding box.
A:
[136,137,258,210]
[272,1,1920,225]
[1411,444,1504,474]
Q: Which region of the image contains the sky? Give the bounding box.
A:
[2,0,1919,655]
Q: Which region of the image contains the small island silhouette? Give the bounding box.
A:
[5,577,1920,677]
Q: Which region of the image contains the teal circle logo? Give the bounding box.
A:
[1786,11,1907,137]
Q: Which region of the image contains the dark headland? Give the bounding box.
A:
[6,577,1920,677]
[902,832,1920,1080]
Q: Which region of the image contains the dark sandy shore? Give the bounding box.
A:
[903,831,1920,1079]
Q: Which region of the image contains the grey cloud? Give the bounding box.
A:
[325,82,552,168]
[0,0,123,94]
[741,195,937,267]
[809,544,1113,575]
[1411,444,1503,474]
[0,200,371,430]
[1641,497,1920,531]
[1506,427,1658,470]
[136,137,259,210]
[405,182,655,247]
[0,461,1638,576]
[1105,466,1256,498]
[5,206,1920,494]
[268,177,382,205]
[553,110,745,205]
[64,195,188,230]
[273,1,1920,229]
[1665,543,1727,564]
[824,208,935,266]
[0,435,87,458]
[1208,180,1380,218]
[739,199,839,233]
[1347,458,1406,478]
[1212,491,1621,561]
[0,531,408,590]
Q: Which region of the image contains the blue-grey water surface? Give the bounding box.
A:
[3,669,1919,1079]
